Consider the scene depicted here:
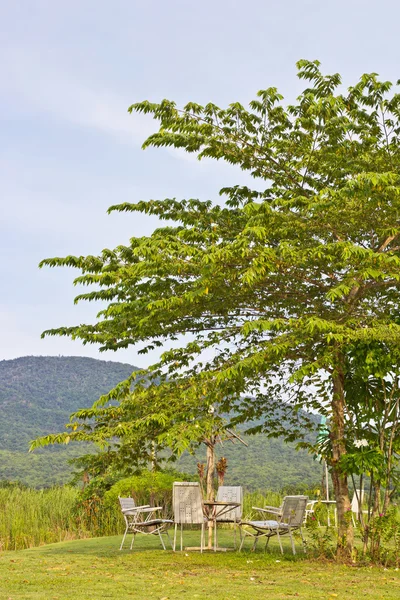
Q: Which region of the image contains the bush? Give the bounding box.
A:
[104,470,190,519]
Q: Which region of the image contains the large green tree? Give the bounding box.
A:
[36,61,400,557]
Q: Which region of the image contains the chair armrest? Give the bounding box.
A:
[136,506,163,513]
[122,504,151,513]
[252,506,282,516]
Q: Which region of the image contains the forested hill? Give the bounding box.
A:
[0,356,138,487]
[0,356,321,490]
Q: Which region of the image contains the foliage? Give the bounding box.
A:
[361,508,400,566]
[103,470,189,519]
[177,432,321,492]
[342,356,400,515]
[35,61,400,556]
[303,517,336,559]
[0,355,321,490]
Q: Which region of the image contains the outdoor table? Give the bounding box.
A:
[203,501,241,551]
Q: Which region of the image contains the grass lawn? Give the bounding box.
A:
[1,531,400,600]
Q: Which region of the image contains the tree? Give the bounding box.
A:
[36,60,400,558]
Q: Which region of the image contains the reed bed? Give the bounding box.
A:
[0,486,83,551]
[242,490,283,520]
[0,486,298,551]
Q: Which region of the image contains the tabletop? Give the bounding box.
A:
[203,501,241,520]
[203,501,241,506]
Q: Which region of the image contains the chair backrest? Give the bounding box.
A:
[281,495,308,527]
[173,482,204,524]
[351,489,364,514]
[216,486,243,521]
[118,497,136,512]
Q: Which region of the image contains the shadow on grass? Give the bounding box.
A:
[34,532,308,565]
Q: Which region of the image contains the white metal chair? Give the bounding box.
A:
[239,495,308,554]
[304,499,318,522]
[118,496,173,550]
[216,486,243,548]
[172,482,207,552]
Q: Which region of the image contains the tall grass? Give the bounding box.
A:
[2,485,331,551]
[242,490,283,520]
[0,485,286,551]
[0,485,128,551]
[0,486,84,551]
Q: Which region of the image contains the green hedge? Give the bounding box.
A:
[104,471,192,519]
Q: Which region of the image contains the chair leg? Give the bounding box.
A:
[130,533,136,550]
[252,534,260,552]
[158,529,166,550]
[165,529,172,549]
[276,530,284,554]
[288,529,296,555]
[201,523,204,553]
[238,528,246,551]
[214,520,217,552]
[233,523,237,550]
[120,525,129,551]
[173,523,177,552]
[180,523,183,552]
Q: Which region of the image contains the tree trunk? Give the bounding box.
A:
[372,482,381,517]
[205,439,216,550]
[383,488,391,513]
[331,363,353,559]
[206,440,216,502]
[151,441,157,471]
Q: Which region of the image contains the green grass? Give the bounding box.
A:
[1,533,400,599]
[0,486,121,551]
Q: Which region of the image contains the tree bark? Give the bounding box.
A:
[330,360,353,559]
[205,439,216,502]
[205,439,216,550]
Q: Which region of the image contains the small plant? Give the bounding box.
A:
[304,516,335,559]
[359,508,400,567]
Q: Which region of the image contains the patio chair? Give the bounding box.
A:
[172,482,207,552]
[118,496,173,551]
[216,486,243,548]
[304,499,318,521]
[239,495,308,555]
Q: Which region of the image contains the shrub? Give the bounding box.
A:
[104,470,190,519]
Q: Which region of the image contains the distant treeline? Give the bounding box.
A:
[0,356,321,489]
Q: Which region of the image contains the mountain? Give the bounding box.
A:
[0,356,321,490]
[0,356,138,487]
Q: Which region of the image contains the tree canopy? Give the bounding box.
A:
[35,60,400,556]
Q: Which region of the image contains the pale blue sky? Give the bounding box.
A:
[2,0,400,367]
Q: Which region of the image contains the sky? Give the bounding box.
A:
[2,0,400,368]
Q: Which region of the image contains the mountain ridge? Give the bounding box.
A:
[0,356,321,490]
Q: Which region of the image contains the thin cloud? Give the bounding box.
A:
[4,46,152,145]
